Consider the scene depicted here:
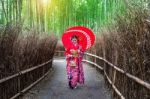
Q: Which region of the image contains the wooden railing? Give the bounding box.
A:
[55,51,150,99]
[0,59,53,99]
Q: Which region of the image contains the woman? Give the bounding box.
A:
[65,35,85,89]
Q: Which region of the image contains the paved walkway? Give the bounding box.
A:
[22,59,112,99]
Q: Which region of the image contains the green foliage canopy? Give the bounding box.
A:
[1,0,148,36]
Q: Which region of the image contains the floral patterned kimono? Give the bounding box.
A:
[65,44,84,89]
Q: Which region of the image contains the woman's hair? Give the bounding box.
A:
[71,35,78,40]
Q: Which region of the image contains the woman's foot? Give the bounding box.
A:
[69,81,77,89]
[69,81,74,89]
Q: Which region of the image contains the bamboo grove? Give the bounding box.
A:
[0,0,150,99]
[0,0,127,36]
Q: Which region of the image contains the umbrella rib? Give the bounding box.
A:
[65,29,91,49]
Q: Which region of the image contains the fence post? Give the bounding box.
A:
[94,49,97,64]
[103,44,106,74]
[16,63,21,97]
[112,49,118,96]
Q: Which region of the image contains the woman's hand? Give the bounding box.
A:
[70,49,78,57]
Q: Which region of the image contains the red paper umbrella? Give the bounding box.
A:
[62,26,95,51]
[67,26,95,46]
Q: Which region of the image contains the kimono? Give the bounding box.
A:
[65,44,84,89]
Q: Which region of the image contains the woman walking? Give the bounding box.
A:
[62,26,95,89]
[65,35,84,89]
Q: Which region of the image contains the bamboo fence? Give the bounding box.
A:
[55,51,150,99]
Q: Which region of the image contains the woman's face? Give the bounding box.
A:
[71,38,78,45]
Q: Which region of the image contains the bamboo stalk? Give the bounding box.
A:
[113,50,118,85]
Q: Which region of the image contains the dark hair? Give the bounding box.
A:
[71,35,78,40]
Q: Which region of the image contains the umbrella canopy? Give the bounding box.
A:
[62,26,95,51]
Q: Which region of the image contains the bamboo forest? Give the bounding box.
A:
[0,0,130,35]
[0,0,150,99]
